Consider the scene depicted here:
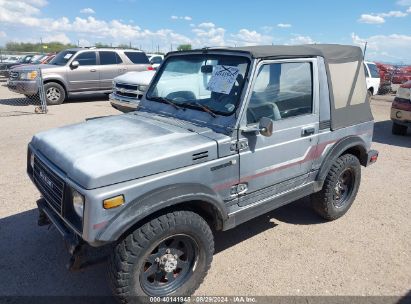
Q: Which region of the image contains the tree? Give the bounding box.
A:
[4,41,76,53]
[95,42,111,48]
[177,44,192,51]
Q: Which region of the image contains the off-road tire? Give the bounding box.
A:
[108,211,214,303]
[312,154,361,221]
[44,82,66,105]
[392,122,407,136]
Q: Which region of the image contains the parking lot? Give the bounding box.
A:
[0,84,409,298]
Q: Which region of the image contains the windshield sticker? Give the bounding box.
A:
[207,65,240,95]
[64,53,73,60]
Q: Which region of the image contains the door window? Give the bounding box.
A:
[151,56,163,64]
[75,52,97,66]
[99,51,122,65]
[124,52,149,64]
[367,63,380,78]
[364,64,370,77]
[247,62,313,124]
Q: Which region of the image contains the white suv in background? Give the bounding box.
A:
[365,61,381,97]
[147,54,164,69]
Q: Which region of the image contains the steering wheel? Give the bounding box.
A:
[166,91,196,102]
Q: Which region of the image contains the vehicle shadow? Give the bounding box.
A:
[373,120,411,148]
[0,198,323,296]
[215,196,324,254]
[65,94,109,104]
[0,209,111,296]
[0,97,40,107]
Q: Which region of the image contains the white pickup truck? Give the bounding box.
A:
[110,70,155,112]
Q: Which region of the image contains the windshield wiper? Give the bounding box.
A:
[193,102,217,118]
[150,96,183,110]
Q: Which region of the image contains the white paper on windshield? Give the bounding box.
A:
[64,53,73,60]
[207,65,240,95]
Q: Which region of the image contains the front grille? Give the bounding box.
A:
[116,83,138,91]
[116,90,138,98]
[114,82,144,99]
[9,71,19,80]
[33,156,65,214]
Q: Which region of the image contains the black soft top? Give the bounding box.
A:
[170,44,363,64]
[210,44,363,63]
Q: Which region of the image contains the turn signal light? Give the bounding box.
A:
[103,195,125,209]
[147,66,154,71]
[370,155,378,163]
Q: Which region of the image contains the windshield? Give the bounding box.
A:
[49,50,77,66]
[146,54,250,116]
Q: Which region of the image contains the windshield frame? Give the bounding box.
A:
[145,52,252,117]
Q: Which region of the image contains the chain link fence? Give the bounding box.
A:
[0,66,47,117]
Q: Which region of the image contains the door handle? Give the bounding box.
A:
[301,127,315,137]
[90,69,97,72]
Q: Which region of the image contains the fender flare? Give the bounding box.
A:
[97,183,228,242]
[315,135,368,190]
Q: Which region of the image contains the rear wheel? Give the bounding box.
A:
[312,154,361,221]
[367,90,372,102]
[44,82,66,105]
[392,122,407,136]
[108,211,214,302]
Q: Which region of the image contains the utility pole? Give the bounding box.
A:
[363,41,368,58]
[40,37,43,54]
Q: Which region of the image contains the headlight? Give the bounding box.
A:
[30,153,35,169]
[396,87,411,101]
[20,71,38,80]
[72,189,85,218]
[137,85,148,92]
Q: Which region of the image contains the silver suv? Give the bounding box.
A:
[7,48,152,105]
[28,45,378,301]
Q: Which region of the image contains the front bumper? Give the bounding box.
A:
[37,198,81,254]
[391,108,411,127]
[109,93,140,113]
[7,79,38,95]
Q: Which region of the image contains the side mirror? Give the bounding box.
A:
[70,60,79,69]
[259,117,274,137]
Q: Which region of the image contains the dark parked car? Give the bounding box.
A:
[0,54,36,77]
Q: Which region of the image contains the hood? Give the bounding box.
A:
[31,114,217,189]
[12,64,60,71]
[114,70,155,86]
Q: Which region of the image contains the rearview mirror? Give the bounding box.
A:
[201,65,213,74]
[70,60,79,69]
[259,117,273,137]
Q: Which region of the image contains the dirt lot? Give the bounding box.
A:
[0,84,410,298]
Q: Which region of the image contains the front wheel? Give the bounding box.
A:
[311,154,361,221]
[44,82,66,105]
[108,211,214,302]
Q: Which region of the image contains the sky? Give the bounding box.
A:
[0,0,411,63]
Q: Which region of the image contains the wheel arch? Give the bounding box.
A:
[43,78,68,97]
[315,136,368,190]
[97,183,228,243]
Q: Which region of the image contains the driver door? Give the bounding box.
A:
[67,51,100,92]
[238,59,320,207]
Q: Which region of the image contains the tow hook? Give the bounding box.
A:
[66,239,110,271]
[66,237,85,271]
[37,208,51,226]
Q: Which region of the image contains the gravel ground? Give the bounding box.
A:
[0,85,410,299]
